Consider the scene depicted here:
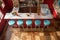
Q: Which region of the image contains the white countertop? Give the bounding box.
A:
[4,13,53,19]
[4,4,53,19]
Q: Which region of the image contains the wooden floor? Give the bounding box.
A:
[0,20,60,40]
[0,26,60,40]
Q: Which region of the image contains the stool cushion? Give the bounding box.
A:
[35,20,41,25]
[17,20,23,25]
[44,20,50,26]
[8,20,15,25]
[58,0,60,6]
[26,20,32,25]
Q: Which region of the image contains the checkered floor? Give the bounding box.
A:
[4,27,60,40]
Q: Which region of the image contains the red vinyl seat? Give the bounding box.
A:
[0,0,13,34]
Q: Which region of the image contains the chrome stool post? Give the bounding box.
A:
[17,20,24,30]
[35,20,41,31]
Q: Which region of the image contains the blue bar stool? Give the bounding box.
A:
[26,20,32,29]
[58,0,60,6]
[8,20,15,27]
[17,19,23,28]
[35,20,41,30]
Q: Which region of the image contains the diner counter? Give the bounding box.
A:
[4,4,53,19]
[4,13,53,19]
[4,4,54,28]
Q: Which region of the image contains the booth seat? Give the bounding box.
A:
[0,0,13,35]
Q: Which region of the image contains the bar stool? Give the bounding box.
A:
[35,20,41,28]
[26,20,32,29]
[58,0,60,7]
[44,20,50,30]
[17,19,24,28]
[8,20,15,27]
[35,20,41,31]
[44,20,50,26]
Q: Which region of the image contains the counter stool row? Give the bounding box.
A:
[8,19,50,28]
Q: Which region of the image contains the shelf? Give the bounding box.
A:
[19,0,37,7]
[12,0,44,13]
[19,7,37,13]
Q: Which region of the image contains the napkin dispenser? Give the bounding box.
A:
[41,8,49,16]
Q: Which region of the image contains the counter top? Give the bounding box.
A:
[4,13,53,19]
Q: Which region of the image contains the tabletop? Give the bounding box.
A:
[4,13,53,19]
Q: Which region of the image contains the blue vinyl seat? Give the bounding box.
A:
[17,19,24,28]
[26,20,32,26]
[17,20,23,26]
[35,20,41,26]
[58,0,60,6]
[44,20,50,26]
[8,20,15,26]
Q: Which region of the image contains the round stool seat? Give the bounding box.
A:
[44,20,50,26]
[58,0,60,6]
[17,20,23,25]
[35,20,41,26]
[8,20,15,25]
[26,20,32,25]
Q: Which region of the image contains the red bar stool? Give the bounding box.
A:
[17,19,24,28]
[26,19,32,30]
[43,20,51,30]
